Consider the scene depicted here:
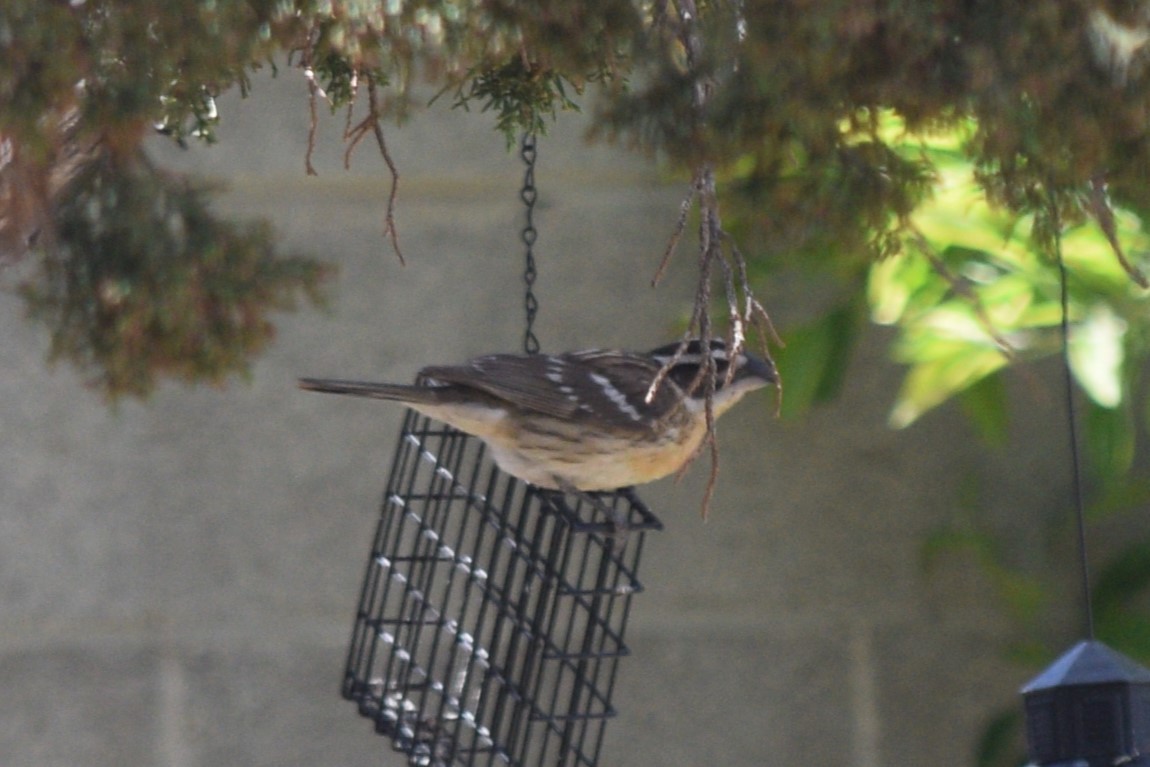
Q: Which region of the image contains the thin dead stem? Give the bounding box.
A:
[650,164,781,517]
[343,72,360,145]
[366,80,403,264]
[299,29,326,178]
[1089,174,1149,289]
[341,77,404,264]
[909,226,1015,356]
[297,31,403,264]
[651,178,700,286]
[304,69,321,177]
[645,1,782,519]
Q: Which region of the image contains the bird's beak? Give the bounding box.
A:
[743,353,779,386]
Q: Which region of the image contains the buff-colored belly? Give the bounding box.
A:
[487,420,707,491]
[408,400,706,491]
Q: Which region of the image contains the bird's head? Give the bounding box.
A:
[648,338,778,416]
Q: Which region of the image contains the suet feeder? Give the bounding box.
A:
[341,408,661,766]
[1021,639,1150,766]
[1014,239,1150,767]
[335,133,662,766]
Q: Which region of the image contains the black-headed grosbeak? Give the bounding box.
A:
[299,338,777,492]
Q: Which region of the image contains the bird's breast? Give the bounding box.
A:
[488,412,708,491]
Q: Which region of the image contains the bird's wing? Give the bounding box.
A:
[418,354,584,419]
[419,351,684,427]
[564,349,686,427]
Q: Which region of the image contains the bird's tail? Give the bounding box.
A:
[298,377,441,405]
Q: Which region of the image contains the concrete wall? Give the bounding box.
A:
[1,70,1074,766]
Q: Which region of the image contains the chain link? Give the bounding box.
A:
[520,132,541,355]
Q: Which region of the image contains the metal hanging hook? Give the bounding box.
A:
[520,132,540,355]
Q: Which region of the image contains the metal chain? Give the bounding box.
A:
[520,132,541,355]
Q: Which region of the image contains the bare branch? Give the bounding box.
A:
[295,27,403,264]
[367,79,404,265]
[342,75,405,265]
[342,71,361,146]
[300,34,327,178]
[1089,174,1149,288]
[304,72,320,177]
[643,1,783,518]
[651,177,699,286]
[909,227,1015,356]
[715,250,744,389]
[724,232,783,348]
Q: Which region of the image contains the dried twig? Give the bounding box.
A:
[725,232,783,348]
[302,47,326,177]
[342,76,404,264]
[295,25,403,263]
[343,71,360,145]
[694,192,722,513]
[651,177,700,287]
[1089,174,1149,288]
[909,226,1015,356]
[644,1,781,518]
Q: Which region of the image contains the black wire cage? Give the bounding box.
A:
[342,407,662,767]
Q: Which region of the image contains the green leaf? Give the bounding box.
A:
[995,569,1048,624]
[1093,539,1150,619]
[1089,475,1150,520]
[1093,539,1150,662]
[921,526,994,574]
[920,523,1046,623]
[864,113,1150,440]
[1100,613,1150,662]
[1085,400,1136,485]
[958,371,1009,446]
[1068,304,1127,408]
[1003,639,1055,668]
[890,343,1009,428]
[773,303,859,417]
[868,250,935,325]
[974,710,1024,767]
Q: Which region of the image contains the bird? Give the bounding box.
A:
[299,338,778,493]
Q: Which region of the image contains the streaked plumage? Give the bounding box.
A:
[299,339,777,491]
